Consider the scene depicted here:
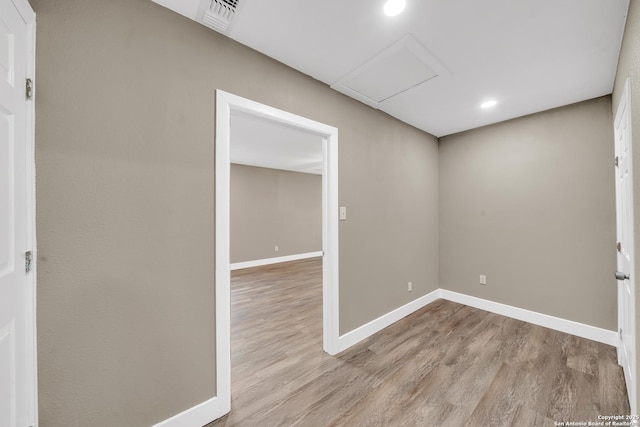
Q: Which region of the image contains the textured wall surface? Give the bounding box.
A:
[31,0,440,425]
[32,0,626,423]
[231,165,321,263]
[440,97,616,330]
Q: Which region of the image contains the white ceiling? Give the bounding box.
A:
[230,112,323,175]
[153,0,629,137]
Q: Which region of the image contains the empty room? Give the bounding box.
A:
[2,0,640,426]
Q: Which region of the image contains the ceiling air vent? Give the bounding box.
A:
[202,0,239,34]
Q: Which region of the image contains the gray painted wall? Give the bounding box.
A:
[231,164,321,263]
[30,0,632,424]
[31,0,440,425]
[612,0,640,412]
[440,96,616,330]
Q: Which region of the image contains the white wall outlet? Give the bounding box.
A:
[479,275,487,285]
[408,281,412,292]
[275,245,279,252]
[339,206,347,221]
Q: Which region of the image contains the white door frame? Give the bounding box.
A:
[24,4,37,423]
[3,0,37,424]
[615,77,636,415]
[214,90,340,415]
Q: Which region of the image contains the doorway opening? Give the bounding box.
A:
[228,112,324,271]
[215,90,340,415]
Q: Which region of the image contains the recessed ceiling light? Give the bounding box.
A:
[480,100,497,109]
[384,0,406,16]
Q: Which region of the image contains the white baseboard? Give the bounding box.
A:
[439,290,618,347]
[154,288,618,426]
[230,251,323,271]
[336,289,617,354]
[336,289,441,353]
[152,395,228,427]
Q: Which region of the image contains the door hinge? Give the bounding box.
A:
[25,78,33,100]
[25,251,32,273]
[617,241,622,252]
[620,328,623,339]
[615,156,620,167]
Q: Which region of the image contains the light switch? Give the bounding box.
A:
[339,206,347,221]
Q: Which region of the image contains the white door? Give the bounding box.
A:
[615,77,636,415]
[0,0,36,426]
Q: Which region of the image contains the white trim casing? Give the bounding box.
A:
[230,251,323,271]
[13,0,38,425]
[214,91,232,418]
[336,290,441,352]
[439,290,618,347]
[151,397,224,427]
[322,124,340,356]
[212,90,340,425]
[11,0,34,21]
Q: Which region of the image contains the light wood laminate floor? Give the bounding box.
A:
[208,258,629,426]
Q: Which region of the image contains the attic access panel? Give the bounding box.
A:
[331,35,450,109]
